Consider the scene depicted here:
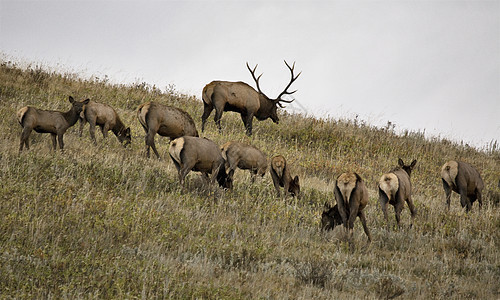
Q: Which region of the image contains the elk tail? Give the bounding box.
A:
[17,106,29,126]
[379,173,399,201]
[441,161,458,187]
[337,173,357,203]
[136,103,147,129]
[168,137,184,165]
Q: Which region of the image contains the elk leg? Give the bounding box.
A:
[213,106,223,133]
[178,165,192,186]
[334,185,348,228]
[201,102,213,132]
[459,187,471,212]
[270,170,281,197]
[209,163,222,185]
[24,135,30,150]
[89,121,97,145]
[146,129,160,159]
[227,168,235,188]
[250,170,257,183]
[78,116,86,137]
[57,133,64,150]
[442,180,452,210]
[394,202,404,229]
[406,196,417,227]
[50,133,57,150]
[476,189,483,209]
[358,211,371,242]
[245,114,254,136]
[101,123,109,139]
[19,127,32,152]
[348,201,359,236]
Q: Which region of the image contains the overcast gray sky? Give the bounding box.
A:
[1,0,499,148]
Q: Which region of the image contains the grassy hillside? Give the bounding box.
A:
[1,58,499,299]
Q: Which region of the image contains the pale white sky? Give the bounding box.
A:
[1,0,499,148]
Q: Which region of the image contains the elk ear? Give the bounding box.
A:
[398,158,404,167]
[83,98,90,105]
[293,175,299,185]
[125,127,131,135]
[410,159,417,168]
[68,96,75,103]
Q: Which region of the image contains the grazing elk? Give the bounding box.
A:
[270,155,300,198]
[137,102,199,159]
[220,141,267,188]
[168,136,230,188]
[79,100,131,146]
[330,172,371,242]
[378,159,417,229]
[321,203,343,231]
[441,160,484,212]
[17,96,89,152]
[201,61,301,136]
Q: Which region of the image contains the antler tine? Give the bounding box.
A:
[246,62,264,94]
[277,60,301,102]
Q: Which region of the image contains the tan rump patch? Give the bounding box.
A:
[441,160,458,187]
[168,137,185,165]
[137,103,150,128]
[271,156,286,178]
[379,173,399,201]
[220,141,233,161]
[17,106,29,124]
[337,172,357,202]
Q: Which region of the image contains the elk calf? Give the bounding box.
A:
[220,141,267,188]
[441,160,484,212]
[270,155,300,197]
[378,159,417,229]
[321,203,343,231]
[17,96,89,152]
[79,100,131,146]
[169,136,229,188]
[137,102,198,158]
[329,172,371,242]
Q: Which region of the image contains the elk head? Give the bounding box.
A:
[246,60,301,124]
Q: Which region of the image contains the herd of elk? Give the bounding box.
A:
[16,62,495,244]
[201,61,300,136]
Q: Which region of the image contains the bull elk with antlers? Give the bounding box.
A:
[201,61,301,136]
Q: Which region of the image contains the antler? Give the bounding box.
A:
[276,60,301,106]
[246,62,264,95]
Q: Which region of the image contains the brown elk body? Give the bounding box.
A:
[137,102,198,158]
[270,155,300,197]
[330,172,371,242]
[79,100,131,146]
[201,61,301,136]
[441,160,484,212]
[168,136,229,188]
[378,159,417,229]
[17,96,89,152]
[220,141,267,188]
